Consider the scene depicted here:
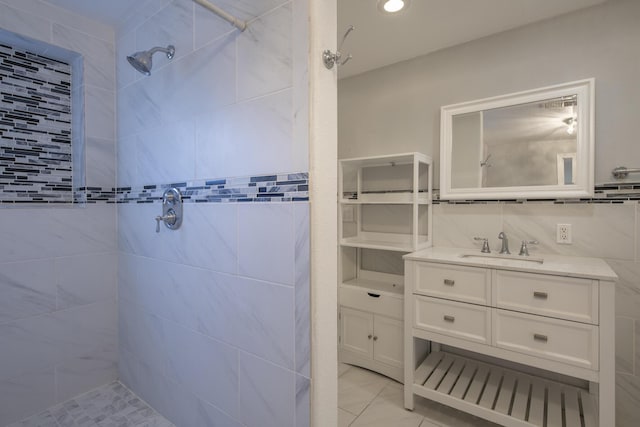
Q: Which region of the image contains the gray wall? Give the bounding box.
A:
[338,1,640,425]
[339,0,640,186]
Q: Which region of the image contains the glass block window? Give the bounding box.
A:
[0,43,73,203]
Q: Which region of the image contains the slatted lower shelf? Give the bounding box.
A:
[412,351,597,427]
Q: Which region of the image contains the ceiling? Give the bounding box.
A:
[338,0,608,79]
[42,0,609,79]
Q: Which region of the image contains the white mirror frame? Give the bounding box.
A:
[440,79,595,200]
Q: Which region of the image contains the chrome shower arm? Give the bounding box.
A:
[147,46,175,59]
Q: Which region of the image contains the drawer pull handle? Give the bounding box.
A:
[533,291,548,299]
[368,334,372,340]
[373,336,378,341]
[444,279,455,286]
[533,333,548,342]
[367,292,381,298]
[443,315,455,322]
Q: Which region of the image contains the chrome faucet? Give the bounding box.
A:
[498,232,510,254]
[519,240,539,256]
[473,237,491,253]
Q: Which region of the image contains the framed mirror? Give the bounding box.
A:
[440,79,594,200]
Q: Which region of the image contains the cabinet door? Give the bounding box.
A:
[373,315,403,368]
[340,307,374,359]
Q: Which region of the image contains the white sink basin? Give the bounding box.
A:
[460,252,544,264]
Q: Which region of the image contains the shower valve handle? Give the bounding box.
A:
[155,210,177,233]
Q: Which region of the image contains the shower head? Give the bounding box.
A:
[127,45,175,76]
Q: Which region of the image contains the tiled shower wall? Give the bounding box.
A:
[116,0,310,426]
[0,0,117,425]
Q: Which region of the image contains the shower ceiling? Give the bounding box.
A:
[42,0,609,79]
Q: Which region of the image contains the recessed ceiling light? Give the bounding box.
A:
[378,0,409,14]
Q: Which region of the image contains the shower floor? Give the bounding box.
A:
[6,382,173,427]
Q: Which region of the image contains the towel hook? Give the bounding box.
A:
[323,25,355,70]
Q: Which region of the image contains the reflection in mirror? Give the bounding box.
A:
[452,96,578,189]
[440,79,594,200]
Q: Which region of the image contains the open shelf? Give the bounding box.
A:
[412,351,597,427]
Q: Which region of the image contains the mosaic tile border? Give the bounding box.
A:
[115,172,309,204]
[433,182,640,205]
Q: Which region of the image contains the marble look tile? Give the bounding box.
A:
[163,320,239,417]
[52,24,115,91]
[239,352,295,427]
[503,203,636,260]
[85,86,116,141]
[180,203,238,274]
[118,33,235,137]
[195,89,293,179]
[433,203,503,250]
[194,398,242,427]
[116,30,138,90]
[0,204,116,263]
[194,2,237,50]
[136,0,194,65]
[292,0,309,173]
[0,368,56,426]
[0,3,51,44]
[238,203,295,285]
[338,366,389,416]
[295,375,310,427]
[636,319,640,379]
[118,349,196,427]
[206,0,289,22]
[607,260,640,320]
[350,382,423,427]
[118,203,238,275]
[616,316,635,374]
[86,137,116,189]
[118,300,165,375]
[237,3,292,101]
[0,258,56,324]
[136,120,195,185]
[0,300,116,382]
[338,408,357,427]
[116,134,138,187]
[56,253,117,310]
[55,349,118,403]
[1,0,113,42]
[294,203,311,377]
[233,276,295,369]
[117,0,172,35]
[617,372,640,427]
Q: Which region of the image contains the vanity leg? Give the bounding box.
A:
[599,282,615,426]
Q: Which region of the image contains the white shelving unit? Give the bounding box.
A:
[338,153,433,382]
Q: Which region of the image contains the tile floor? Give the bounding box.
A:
[6,382,173,427]
[338,363,500,427]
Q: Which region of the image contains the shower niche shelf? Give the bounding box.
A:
[338,152,433,382]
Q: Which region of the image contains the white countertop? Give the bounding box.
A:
[404,247,618,281]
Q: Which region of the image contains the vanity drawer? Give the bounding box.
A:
[414,295,491,344]
[493,309,598,370]
[494,270,598,324]
[412,262,491,305]
[340,285,403,320]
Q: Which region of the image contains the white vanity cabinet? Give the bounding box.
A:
[403,247,616,427]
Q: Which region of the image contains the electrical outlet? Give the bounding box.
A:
[557,224,572,244]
